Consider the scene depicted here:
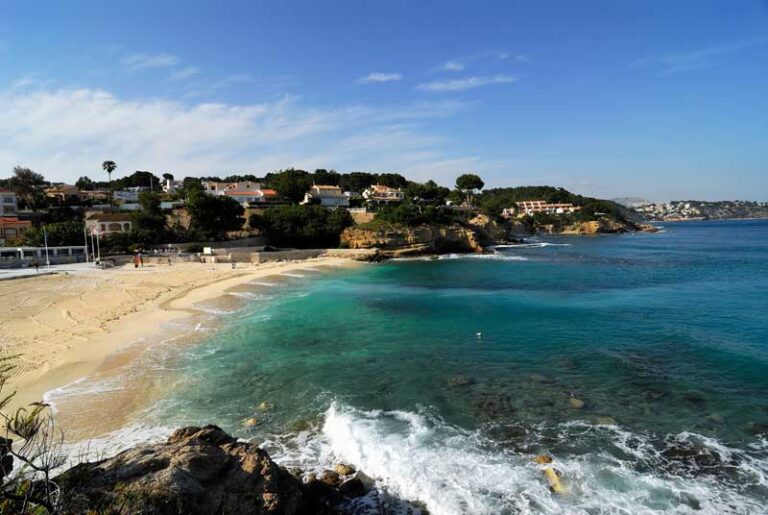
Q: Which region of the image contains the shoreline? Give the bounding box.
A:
[0,257,358,416]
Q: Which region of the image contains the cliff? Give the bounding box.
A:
[552,219,658,235]
[341,214,505,257]
[56,426,385,515]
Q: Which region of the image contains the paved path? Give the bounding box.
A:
[0,262,99,281]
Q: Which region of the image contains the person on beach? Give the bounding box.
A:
[133,253,140,268]
[32,259,39,273]
[232,260,236,269]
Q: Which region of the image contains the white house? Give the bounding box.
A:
[363,184,405,205]
[223,188,279,207]
[85,213,133,235]
[113,190,140,203]
[301,185,350,208]
[0,188,18,216]
[505,200,581,217]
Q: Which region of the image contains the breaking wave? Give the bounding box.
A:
[265,401,768,515]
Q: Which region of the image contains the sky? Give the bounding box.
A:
[1,0,766,201]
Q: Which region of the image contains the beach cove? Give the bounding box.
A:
[2,220,768,513]
[0,256,358,421]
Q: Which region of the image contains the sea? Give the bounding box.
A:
[53,219,768,514]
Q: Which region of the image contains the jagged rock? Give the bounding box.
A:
[335,463,356,476]
[257,401,273,412]
[559,219,636,234]
[244,417,261,427]
[56,425,307,514]
[339,477,366,498]
[340,222,490,256]
[321,469,341,486]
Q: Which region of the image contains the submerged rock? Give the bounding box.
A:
[257,401,274,412]
[569,397,585,409]
[447,374,475,388]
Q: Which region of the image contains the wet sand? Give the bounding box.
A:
[0,258,357,427]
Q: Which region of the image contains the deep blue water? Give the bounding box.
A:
[127,220,768,513]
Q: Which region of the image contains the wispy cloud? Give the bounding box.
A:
[498,53,528,62]
[630,40,763,75]
[417,75,517,92]
[169,66,201,80]
[0,86,493,185]
[357,72,402,84]
[10,74,53,90]
[439,60,464,72]
[122,52,180,71]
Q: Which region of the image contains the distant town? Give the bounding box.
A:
[613,198,768,222]
[1,164,765,267]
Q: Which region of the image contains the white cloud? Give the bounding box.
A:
[630,40,763,75]
[440,60,464,72]
[169,66,200,80]
[357,72,402,84]
[0,86,499,185]
[122,53,180,71]
[416,75,517,92]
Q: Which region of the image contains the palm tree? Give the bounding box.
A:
[102,160,117,208]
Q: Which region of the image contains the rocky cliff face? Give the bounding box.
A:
[341,214,505,257]
[56,426,385,515]
[541,219,658,235]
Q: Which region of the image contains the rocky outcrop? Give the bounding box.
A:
[56,425,378,515]
[341,213,506,257]
[557,218,648,235]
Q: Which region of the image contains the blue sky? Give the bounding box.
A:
[1,0,766,201]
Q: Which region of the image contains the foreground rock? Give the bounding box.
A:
[56,425,376,515]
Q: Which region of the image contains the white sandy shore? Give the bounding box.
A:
[0,257,356,414]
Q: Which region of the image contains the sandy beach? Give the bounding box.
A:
[0,257,355,418]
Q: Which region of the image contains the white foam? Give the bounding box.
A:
[62,422,174,470]
[273,402,768,515]
[250,281,276,287]
[279,272,306,278]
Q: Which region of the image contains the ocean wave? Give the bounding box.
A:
[264,401,768,515]
[491,242,572,249]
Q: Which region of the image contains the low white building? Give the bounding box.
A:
[113,190,140,203]
[363,184,405,205]
[504,200,581,217]
[85,213,133,235]
[301,185,350,208]
[223,188,279,207]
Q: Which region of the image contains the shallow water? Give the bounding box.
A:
[62,220,768,513]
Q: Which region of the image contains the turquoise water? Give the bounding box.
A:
[116,221,768,513]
